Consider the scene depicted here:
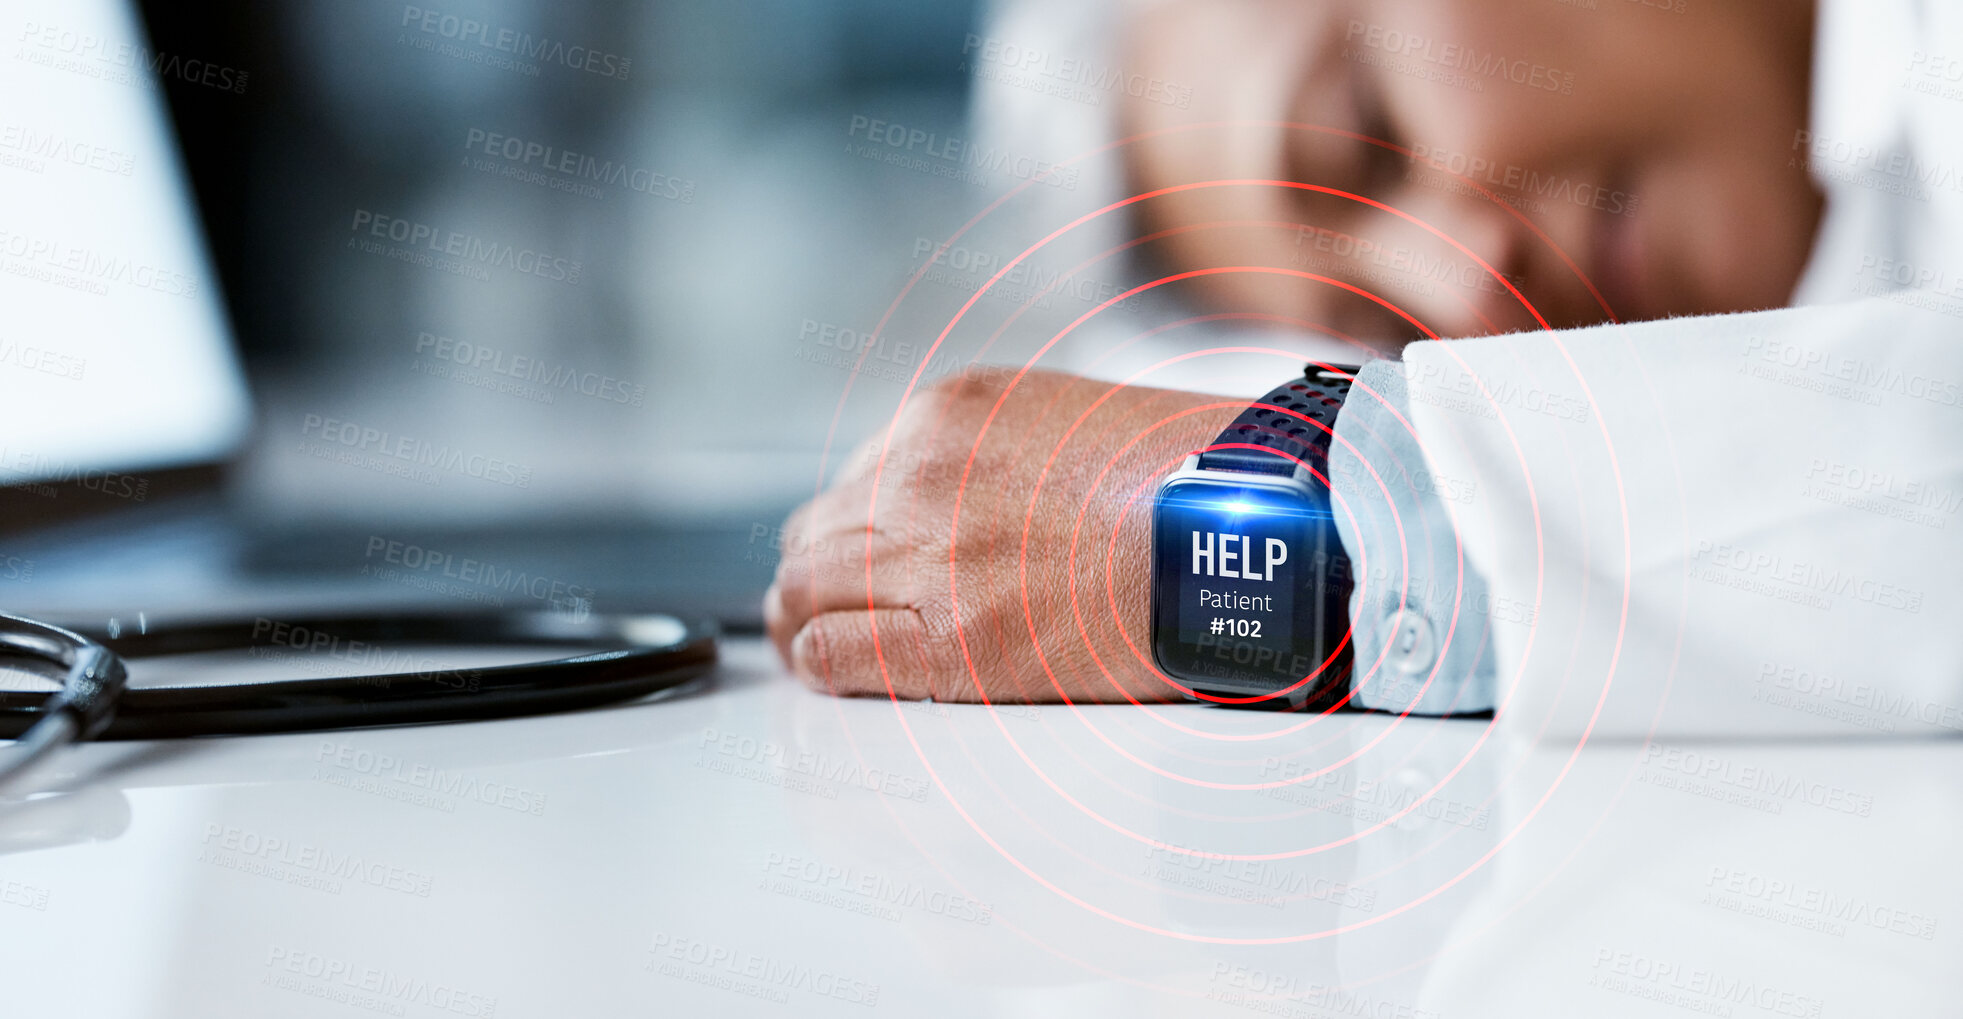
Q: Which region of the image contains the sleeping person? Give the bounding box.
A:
[767,0,1963,736]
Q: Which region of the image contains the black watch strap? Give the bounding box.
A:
[1199,363,1358,478]
[1192,362,1360,711]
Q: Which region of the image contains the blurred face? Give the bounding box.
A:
[1120,0,1823,344]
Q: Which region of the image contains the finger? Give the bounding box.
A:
[769,490,873,642]
[790,608,941,700]
[763,581,797,670]
[774,470,943,618]
[771,526,927,635]
[795,474,925,544]
[834,434,888,486]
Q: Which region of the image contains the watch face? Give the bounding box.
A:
[1151,478,1353,702]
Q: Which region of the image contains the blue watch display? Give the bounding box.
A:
[1150,364,1358,709]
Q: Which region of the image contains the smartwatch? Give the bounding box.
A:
[1150,363,1358,709]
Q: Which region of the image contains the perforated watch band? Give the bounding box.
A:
[1199,363,1358,477]
[1192,362,1359,710]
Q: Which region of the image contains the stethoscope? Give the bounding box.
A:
[0,609,716,792]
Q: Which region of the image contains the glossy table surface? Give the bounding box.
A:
[0,636,1956,1017]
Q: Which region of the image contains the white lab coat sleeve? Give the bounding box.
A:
[1398,297,1963,739]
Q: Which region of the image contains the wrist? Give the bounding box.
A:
[1144,366,1360,709]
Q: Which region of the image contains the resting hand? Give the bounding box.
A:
[764,370,1240,704]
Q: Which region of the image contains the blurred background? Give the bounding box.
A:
[3,0,1372,620]
[132,0,1254,530]
[152,0,979,524]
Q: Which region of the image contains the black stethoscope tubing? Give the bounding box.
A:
[0,609,717,742]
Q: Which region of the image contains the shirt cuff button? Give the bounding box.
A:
[1386,603,1438,677]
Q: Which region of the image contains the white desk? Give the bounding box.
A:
[0,637,1955,1017]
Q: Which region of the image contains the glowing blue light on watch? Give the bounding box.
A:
[1224,500,1251,515]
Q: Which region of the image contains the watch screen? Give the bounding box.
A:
[1151,479,1352,698]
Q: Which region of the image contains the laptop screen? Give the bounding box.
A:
[0,0,250,486]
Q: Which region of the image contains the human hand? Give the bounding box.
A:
[764,369,1242,703]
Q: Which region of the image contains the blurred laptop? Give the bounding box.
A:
[0,0,775,627]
